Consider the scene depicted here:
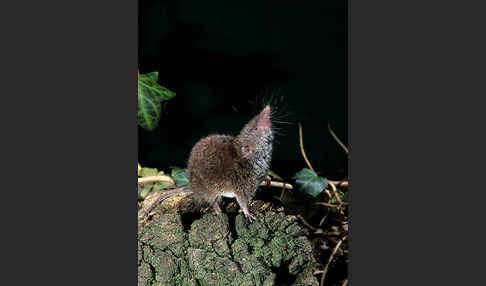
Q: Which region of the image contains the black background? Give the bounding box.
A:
[138,0,347,180]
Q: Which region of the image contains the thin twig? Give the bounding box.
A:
[138,175,176,185]
[138,187,192,223]
[328,182,343,206]
[328,123,348,154]
[140,176,292,189]
[320,236,347,286]
[329,180,348,188]
[262,178,292,200]
[328,182,345,215]
[323,189,333,199]
[279,182,287,200]
[319,214,329,227]
[314,202,341,208]
[261,180,293,189]
[138,179,290,223]
[298,123,314,171]
[314,184,346,211]
[297,215,318,231]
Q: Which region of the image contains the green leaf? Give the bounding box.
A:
[153,181,176,191]
[170,167,189,188]
[145,71,158,81]
[138,72,176,131]
[330,189,346,205]
[267,170,283,181]
[139,167,159,177]
[138,185,153,200]
[292,168,328,197]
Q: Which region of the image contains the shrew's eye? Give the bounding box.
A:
[243,145,249,152]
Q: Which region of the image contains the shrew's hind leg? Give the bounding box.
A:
[212,196,222,215]
[235,194,256,222]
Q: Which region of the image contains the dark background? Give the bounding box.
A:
[138,0,347,180]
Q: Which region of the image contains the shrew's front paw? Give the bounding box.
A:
[242,207,256,222]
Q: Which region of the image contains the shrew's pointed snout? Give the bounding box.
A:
[263,105,270,114]
[256,105,271,129]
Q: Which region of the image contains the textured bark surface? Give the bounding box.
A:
[138,210,318,286]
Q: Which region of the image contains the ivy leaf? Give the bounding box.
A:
[292,168,328,197]
[138,72,176,131]
[267,170,283,181]
[145,71,158,81]
[153,181,176,191]
[138,185,152,200]
[170,167,189,188]
[139,167,159,177]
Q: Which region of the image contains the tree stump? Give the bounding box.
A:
[138,208,318,286]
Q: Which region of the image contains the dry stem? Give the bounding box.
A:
[261,180,293,189]
[328,123,349,154]
[138,175,176,185]
[138,179,292,226]
[297,215,318,231]
[314,202,341,208]
[138,187,192,224]
[319,214,329,227]
[298,123,314,171]
[320,236,347,286]
[329,182,343,206]
[329,180,348,188]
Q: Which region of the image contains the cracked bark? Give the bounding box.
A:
[138,205,318,286]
